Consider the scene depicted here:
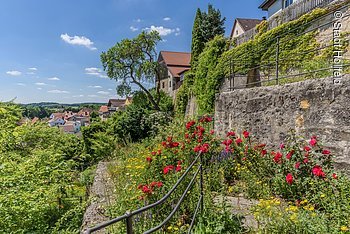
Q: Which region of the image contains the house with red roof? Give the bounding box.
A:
[230,18,263,40]
[157,51,191,99]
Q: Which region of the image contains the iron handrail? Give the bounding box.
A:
[85,152,204,234]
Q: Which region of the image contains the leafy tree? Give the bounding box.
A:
[200,4,226,42]
[101,31,166,111]
[191,8,205,68]
[132,89,173,113]
[190,4,225,70]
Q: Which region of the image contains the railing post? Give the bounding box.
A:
[275,36,280,85]
[229,58,232,91]
[126,211,133,234]
[200,154,204,212]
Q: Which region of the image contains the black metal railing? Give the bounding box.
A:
[85,152,204,234]
[223,2,350,91]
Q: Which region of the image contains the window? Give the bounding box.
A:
[162,82,165,89]
[284,0,293,8]
[236,30,238,35]
[169,80,172,87]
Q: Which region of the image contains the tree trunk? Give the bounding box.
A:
[132,79,161,111]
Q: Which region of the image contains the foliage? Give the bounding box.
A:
[193,35,228,114]
[220,8,328,80]
[190,4,225,70]
[132,89,173,113]
[101,31,165,111]
[174,72,195,115]
[191,8,205,68]
[0,102,89,233]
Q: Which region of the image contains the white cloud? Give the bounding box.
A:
[108,88,113,91]
[27,72,35,75]
[144,25,180,36]
[48,89,69,94]
[16,83,26,86]
[134,18,142,23]
[6,70,22,76]
[175,27,181,36]
[163,17,171,21]
[130,26,139,32]
[37,87,42,90]
[88,94,98,98]
[28,67,37,71]
[97,91,110,95]
[60,33,97,50]
[35,82,47,86]
[85,67,108,78]
[73,94,84,97]
[48,77,60,81]
[88,85,102,88]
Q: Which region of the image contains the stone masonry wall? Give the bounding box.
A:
[215,75,350,171]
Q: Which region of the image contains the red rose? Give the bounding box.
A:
[146,157,152,163]
[157,182,163,188]
[210,129,215,135]
[273,152,283,164]
[176,165,182,172]
[280,143,285,149]
[286,173,293,185]
[194,145,201,153]
[243,130,250,138]
[261,149,267,156]
[186,120,196,130]
[171,142,180,147]
[242,157,247,161]
[162,141,167,147]
[142,185,152,194]
[303,158,309,164]
[200,143,210,153]
[137,184,143,189]
[286,150,294,160]
[151,151,156,156]
[185,133,189,139]
[312,165,325,177]
[304,146,311,151]
[332,173,338,179]
[163,165,174,175]
[236,138,243,145]
[322,149,331,155]
[226,131,235,137]
[150,181,158,187]
[310,138,317,147]
[295,162,301,169]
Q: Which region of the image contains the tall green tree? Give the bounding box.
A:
[190,4,225,70]
[191,8,204,68]
[101,31,165,111]
[200,4,226,42]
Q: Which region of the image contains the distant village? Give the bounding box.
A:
[20,98,132,134]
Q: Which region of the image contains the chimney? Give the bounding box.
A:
[262,16,267,20]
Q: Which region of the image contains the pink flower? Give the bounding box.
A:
[210,129,215,135]
[322,149,331,155]
[295,162,301,169]
[200,143,210,153]
[235,138,243,145]
[261,149,267,156]
[312,165,325,178]
[286,173,293,185]
[280,143,285,149]
[222,139,233,146]
[186,120,196,130]
[226,131,235,137]
[310,138,317,147]
[303,158,309,164]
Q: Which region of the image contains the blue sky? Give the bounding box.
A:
[0,0,265,104]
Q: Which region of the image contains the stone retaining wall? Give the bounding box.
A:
[215,75,350,171]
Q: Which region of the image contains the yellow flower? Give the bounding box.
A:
[340,226,349,231]
[311,212,316,217]
[290,213,298,222]
[167,226,173,230]
[228,186,234,193]
[320,194,326,198]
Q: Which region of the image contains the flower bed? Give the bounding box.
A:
[107,117,350,233]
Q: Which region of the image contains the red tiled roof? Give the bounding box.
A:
[158,51,191,77]
[31,117,39,124]
[51,112,64,118]
[59,124,75,133]
[108,99,126,108]
[99,105,109,112]
[159,51,191,66]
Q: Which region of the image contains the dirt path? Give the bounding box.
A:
[81,161,115,234]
